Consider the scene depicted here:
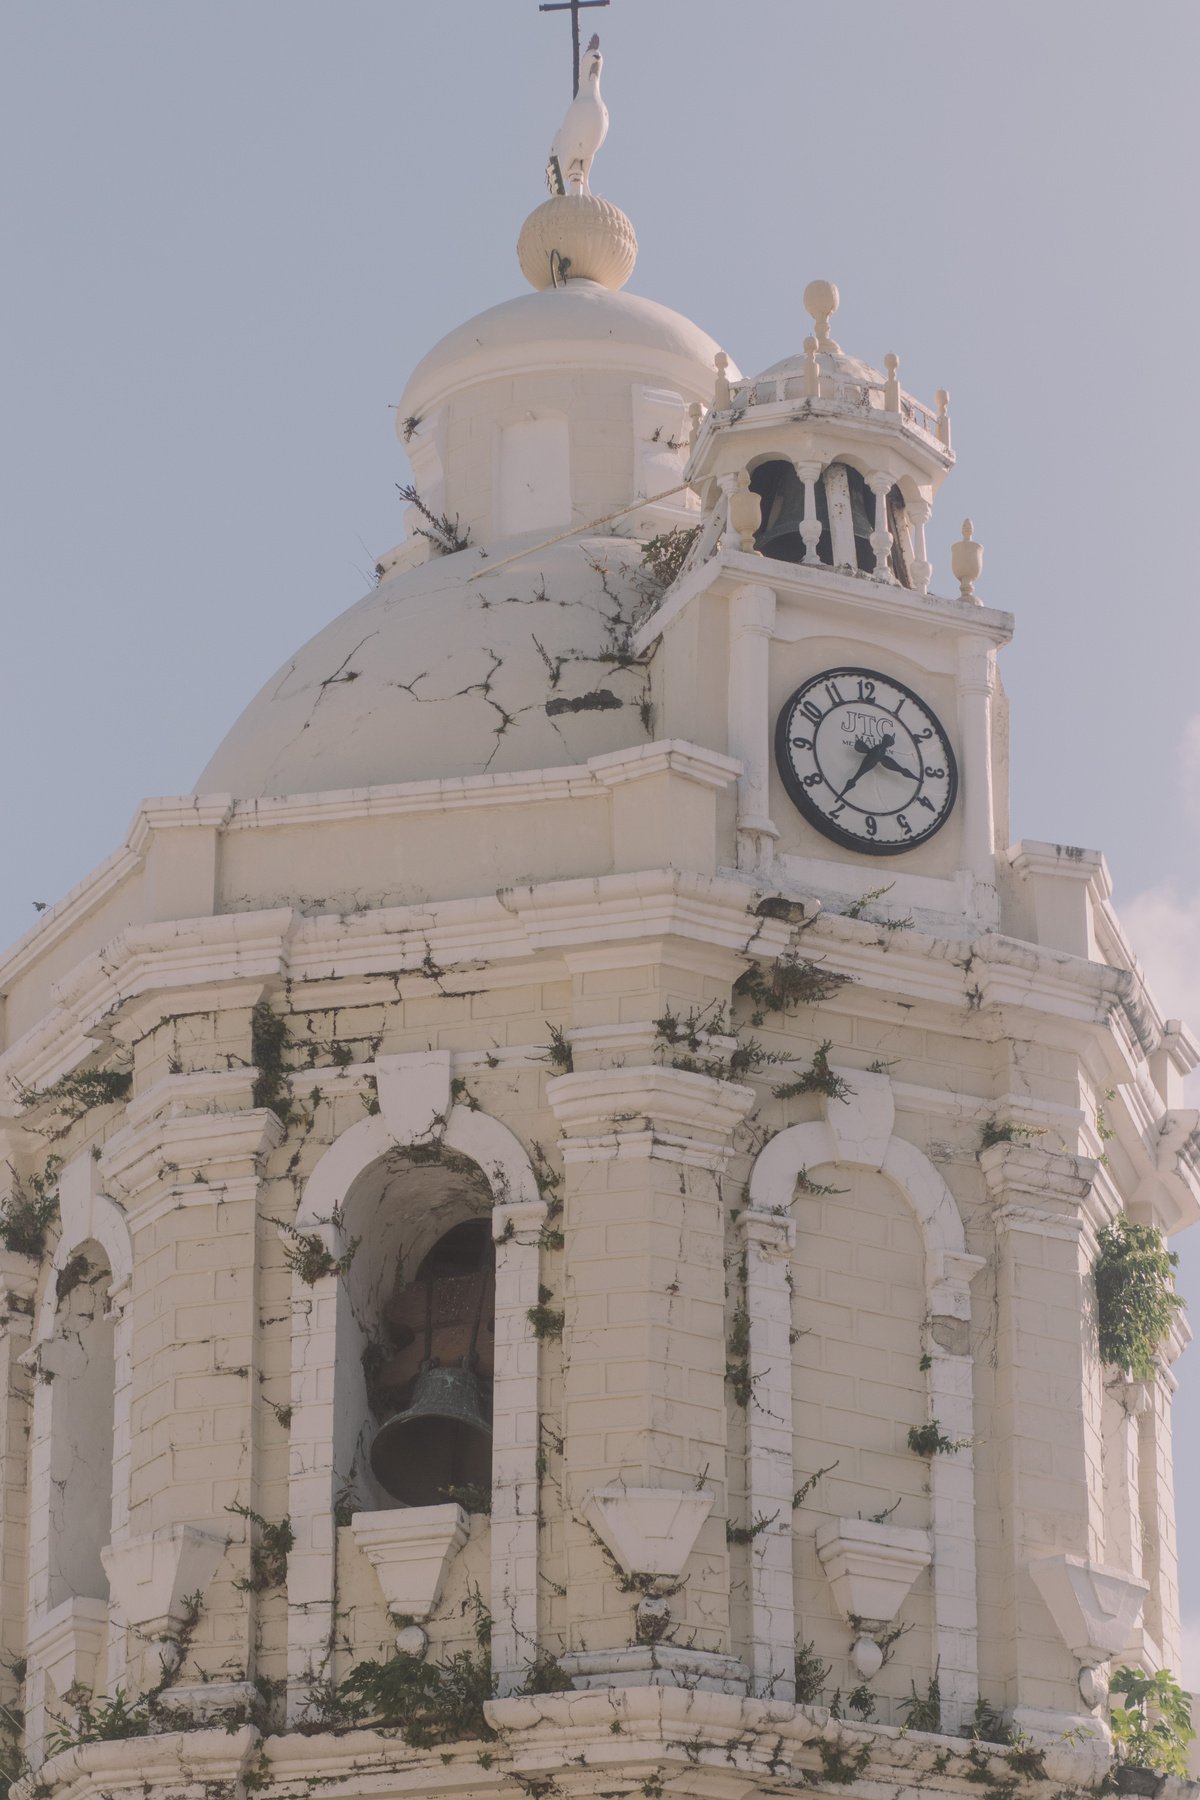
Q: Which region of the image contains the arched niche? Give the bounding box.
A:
[741,1071,983,1732]
[46,1240,114,1608]
[284,1053,546,1714]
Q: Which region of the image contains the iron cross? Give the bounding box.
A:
[539,0,609,96]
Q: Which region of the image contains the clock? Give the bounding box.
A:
[775,666,958,855]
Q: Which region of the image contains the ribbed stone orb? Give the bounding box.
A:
[517,192,638,292]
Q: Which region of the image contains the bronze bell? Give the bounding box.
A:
[751,460,807,563]
[370,1360,492,1508]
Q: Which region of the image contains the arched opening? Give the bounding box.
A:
[750,459,912,585]
[328,1147,499,1518]
[368,1217,496,1508]
[48,1242,114,1607]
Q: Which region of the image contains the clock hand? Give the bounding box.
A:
[878,751,916,778]
[837,737,889,799]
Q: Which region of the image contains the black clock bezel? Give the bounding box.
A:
[774,666,959,857]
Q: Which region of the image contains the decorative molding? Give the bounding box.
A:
[582,1487,713,1578]
[546,1066,755,1166]
[557,1644,747,1694]
[816,1517,933,1627]
[29,1597,109,1700]
[349,1506,470,1621]
[102,1526,227,1639]
[1027,1554,1148,1665]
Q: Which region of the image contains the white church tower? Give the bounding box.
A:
[0,35,1196,1800]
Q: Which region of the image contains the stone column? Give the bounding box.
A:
[1136,1317,1189,1671]
[727,582,778,876]
[957,638,999,924]
[737,1206,795,1697]
[0,1242,37,1749]
[490,1193,548,1695]
[546,1058,755,1688]
[981,1141,1106,1728]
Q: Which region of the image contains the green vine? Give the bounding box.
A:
[907,1420,972,1457]
[734,951,850,1025]
[527,1285,564,1340]
[251,1002,294,1125]
[772,1041,851,1103]
[227,1502,294,1592]
[793,1641,829,1703]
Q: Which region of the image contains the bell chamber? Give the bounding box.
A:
[369,1217,495,1508]
[750,459,912,586]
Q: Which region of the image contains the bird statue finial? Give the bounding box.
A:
[547,34,609,195]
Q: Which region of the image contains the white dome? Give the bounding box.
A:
[195,536,664,799]
[400,280,730,422]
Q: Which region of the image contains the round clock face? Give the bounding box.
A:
[775,667,958,855]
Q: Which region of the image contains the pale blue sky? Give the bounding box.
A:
[3,0,1199,1675]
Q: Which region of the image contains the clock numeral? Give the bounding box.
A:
[801,700,822,725]
[923,765,945,779]
[824,680,844,706]
[891,694,905,718]
[897,813,912,837]
[790,736,812,751]
[857,677,876,702]
[914,727,932,742]
[803,772,822,788]
[864,815,877,837]
[916,795,936,812]
[830,805,846,821]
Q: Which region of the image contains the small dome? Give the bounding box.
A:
[195,536,665,799]
[400,281,730,424]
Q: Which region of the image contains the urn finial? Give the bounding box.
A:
[951,518,984,601]
[802,279,841,353]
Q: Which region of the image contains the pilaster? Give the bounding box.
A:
[981,1141,1106,1721]
[546,1061,755,1682]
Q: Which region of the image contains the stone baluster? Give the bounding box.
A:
[936,388,952,450]
[794,460,824,564]
[687,401,702,454]
[867,471,895,581]
[727,470,762,553]
[907,496,933,594]
[883,352,900,411]
[713,351,733,411]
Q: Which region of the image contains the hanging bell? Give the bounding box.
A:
[370,1360,492,1508]
[750,460,807,563]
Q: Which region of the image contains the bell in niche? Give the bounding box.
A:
[750,459,807,563]
[370,1218,495,1508]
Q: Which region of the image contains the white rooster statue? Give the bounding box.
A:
[547,35,609,195]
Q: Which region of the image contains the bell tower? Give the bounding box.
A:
[644,279,1007,931]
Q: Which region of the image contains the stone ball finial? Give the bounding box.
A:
[951,518,984,601]
[803,279,841,353]
[517,192,637,292]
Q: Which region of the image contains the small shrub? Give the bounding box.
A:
[1109,1666,1194,1776]
[337,1647,494,1746]
[907,1421,972,1457]
[0,1156,61,1258]
[640,526,699,591]
[793,1641,829,1704]
[898,1667,941,1733]
[396,483,470,556]
[1095,1218,1185,1378]
[980,1118,1046,1151]
[773,1041,851,1103]
[251,1001,294,1124]
[735,954,850,1025]
[45,1687,151,1753]
[527,1286,564,1340]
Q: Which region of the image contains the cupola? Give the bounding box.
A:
[684,281,955,597]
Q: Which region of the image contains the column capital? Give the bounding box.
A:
[728,581,776,636]
[737,1206,795,1258]
[546,1065,756,1167]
